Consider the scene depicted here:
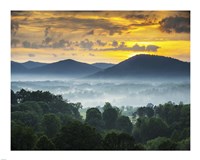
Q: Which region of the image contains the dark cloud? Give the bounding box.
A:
[118,42,127,49]
[96,40,107,46]
[146,45,160,52]
[11,21,19,36]
[28,17,127,36]
[28,53,35,57]
[98,43,160,52]
[42,37,52,46]
[31,42,40,49]
[125,14,149,19]
[52,39,67,48]
[112,40,118,47]
[125,13,157,26]
[132,44,145,51]
[11,39,20,47]
[22,40,31,48]
[159,16,190,33]
[79,39,94,50]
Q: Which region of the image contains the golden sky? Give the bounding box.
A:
[11,11,190,64]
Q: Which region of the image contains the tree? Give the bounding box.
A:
[54,121,103,150]
[42,113,61,138]
[103,132,136,150]
[145,107,154,118]
[116,116,133,134]
[85,108,104,130]
[11,122,36,150]
[35,135,55,150]
[137,107,146,117]
[103,107,118,129]
[146,137,177,150]
[103,102,112,111]
[11,90,17,104]
[11,111,39,130]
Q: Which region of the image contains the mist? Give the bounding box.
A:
[11,75,190,108]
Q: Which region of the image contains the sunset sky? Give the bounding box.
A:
[11,11,190,64]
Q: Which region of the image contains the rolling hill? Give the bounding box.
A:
[21,61,47,69]
[89,54,190,79]
[92,63,115,69]
[11,61,28,73]
[29,59,101,77]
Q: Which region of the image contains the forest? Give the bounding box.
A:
[11,89,190,150]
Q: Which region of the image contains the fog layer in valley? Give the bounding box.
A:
[11,76,190,107]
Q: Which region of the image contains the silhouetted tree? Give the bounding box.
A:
[103,107,118,129]
[35,135,55,150]
[11,90,17,104]
[11,122,36,150]
[85,108,104,130]
[116,116,133,134]
[54,121,103,150]
[103,132,136,150]
[146,137,177,150]
[42,113,61,138]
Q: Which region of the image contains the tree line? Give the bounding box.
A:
[11,89,190,150]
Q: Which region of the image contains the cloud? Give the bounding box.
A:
[52,39,67,48]
[42,37,52,46]
[132,44,145,51]
[79,39,94,50]
[98,43,160,52]
[96,40,107,46]
[28,53,35,57]
[125,13,149,20]
[22,41,31,48]
[11,21,19,36]
[89,53,95,56]
[159,16,190,33]
[146,45,160,52]
[44,26,51,37]
[11,39,20,47]
[112,40,118,47]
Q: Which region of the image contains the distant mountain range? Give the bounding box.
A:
[21,61,47,69]
[12,59,101,78]
[11,54,190,79]
[89,54,190,79]
[92,63,114,69]
[11,61,28,73]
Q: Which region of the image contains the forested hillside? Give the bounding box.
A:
[11,89,190,150]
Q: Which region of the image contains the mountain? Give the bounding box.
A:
[92,63,115,69]
[21,61,47,69]
[89,54,190,79]
[11,61,28,73]
[30,59,101,77]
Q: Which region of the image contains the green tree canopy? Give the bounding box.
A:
[35,135,55,150]
[54,121,103,150]
[116,115,133,134]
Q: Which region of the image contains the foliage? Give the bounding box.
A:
[54,121,103,150]
[11,89,190,150]
[116,115,133,134]
[103,132,136,150]
[35,135,55,150]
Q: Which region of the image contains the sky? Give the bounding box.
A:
[11,11,190,64]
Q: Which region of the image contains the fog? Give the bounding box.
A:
[11,75,190,108]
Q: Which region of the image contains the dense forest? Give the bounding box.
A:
[11,89,190,150]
